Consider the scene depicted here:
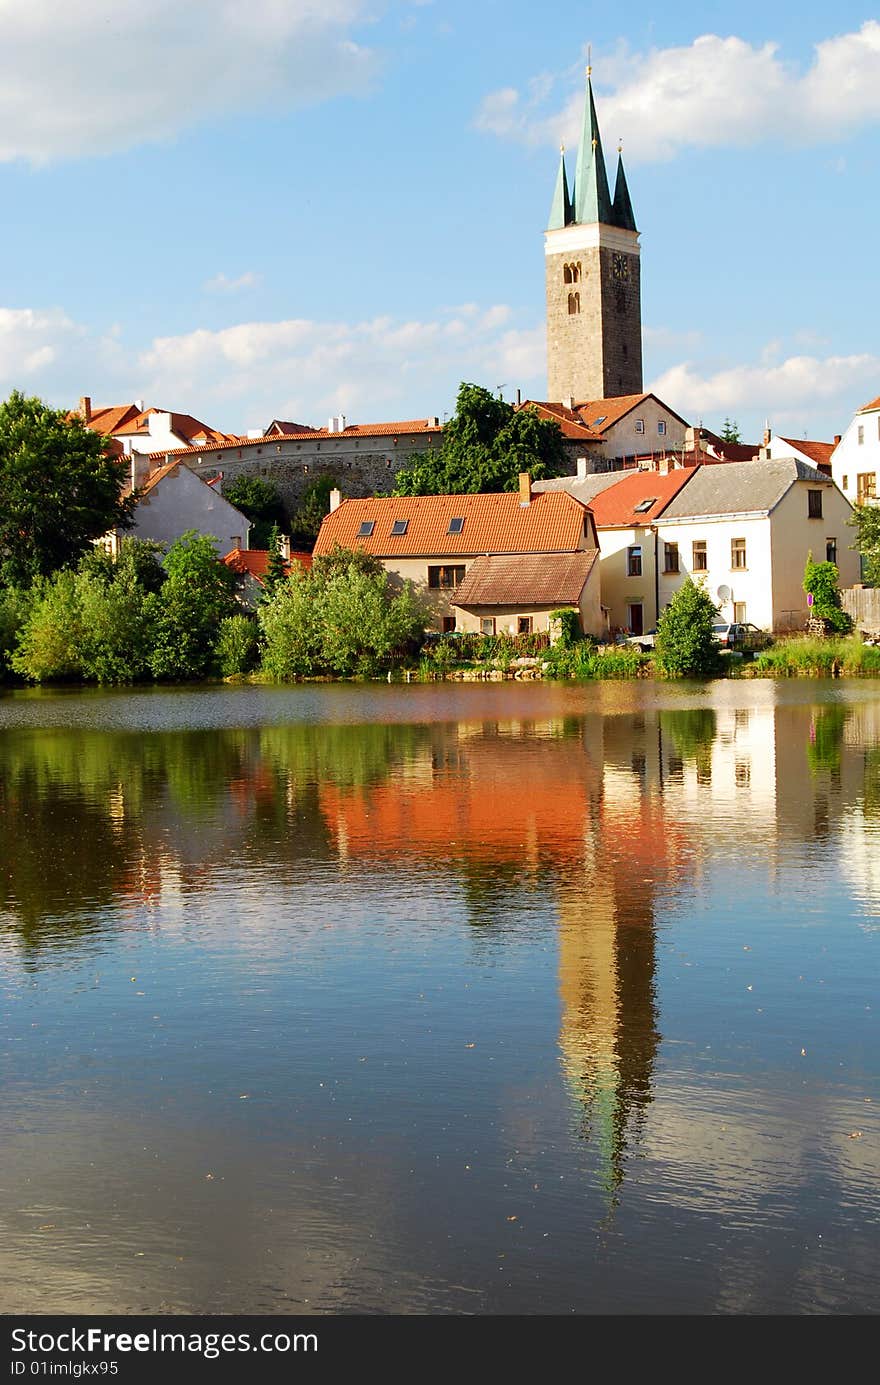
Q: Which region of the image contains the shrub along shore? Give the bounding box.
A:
[2,539,878,688]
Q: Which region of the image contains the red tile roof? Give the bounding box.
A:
[453,551,598,607]
[114,408,232,445]
[586,468,696,527]
[523,393,689,437]
[858,395,880,413]
[77,403,142,435]
[516,401,602,441]
[150,417,443,460]
[777,437,835,470]
[223,548,311,581]
[313,489,591,558]
[138,460,181,495]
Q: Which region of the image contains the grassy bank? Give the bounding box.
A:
[747,635,880,678]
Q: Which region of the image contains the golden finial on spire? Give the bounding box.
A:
[587,42,592,78]
[560,142,565,154]
[618,138,623,154]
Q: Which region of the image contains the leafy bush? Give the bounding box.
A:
[259,546,426,679]
[546,642,647,679]
[803,556,851,633]
[147,531,238,680]
[654,579,722,679]
[216,615,260,676]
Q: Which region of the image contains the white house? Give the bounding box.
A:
[830,393,880,505]
[655,459,858,631]
[106,461,252,558]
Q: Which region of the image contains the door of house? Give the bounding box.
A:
[628,603,644,636]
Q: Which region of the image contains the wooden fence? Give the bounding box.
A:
[842,587,880,632]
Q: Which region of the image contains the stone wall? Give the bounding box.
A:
[175,431,440,518]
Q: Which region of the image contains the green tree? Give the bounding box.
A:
[393,382,568,495]
[290,475,339,549]
[803,554,851,633]
[147,531,238,680]
[222,475,286,549]
[216,614,260,676]
[654,579,722,678]
[0,390,135,584]
[262,526,289,594]
[259,546,425,678]
[0,585,33,679]
[850,504,880,586]
[719,418,742,444]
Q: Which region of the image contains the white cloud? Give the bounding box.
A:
[0,307,82,379]
[649,349,880,429]
[203,271,261,294]
[0,299,546,430]
[0,1,377,163]
[476,23,880,162]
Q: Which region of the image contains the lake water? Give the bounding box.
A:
[1,679,878,1315]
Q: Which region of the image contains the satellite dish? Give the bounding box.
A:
[717,584,732,603]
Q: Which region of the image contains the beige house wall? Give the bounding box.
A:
[769,481,859,626]
[371,552,603,638]
[595,525,658,633]
[598,397,687,461]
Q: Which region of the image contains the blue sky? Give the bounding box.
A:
[1,0,878,442]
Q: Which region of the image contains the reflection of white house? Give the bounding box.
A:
[829,393,880,506]
[106,461,251,558]
[654,459,858,631]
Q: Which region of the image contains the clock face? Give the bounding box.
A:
[611,252,629,282]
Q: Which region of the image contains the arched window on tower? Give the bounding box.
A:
[572,262,581,282]
[562,262,582,285]
[563,263,572,284]
[568,292,580,315]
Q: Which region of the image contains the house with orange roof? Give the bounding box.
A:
[535,467,697,634]
[104,460,252,559]
[828,393,880,507]
[312,474,604,637]
[76,396,235,482]
[765,434,835,476]
[520,392,690,471]
[223,543,312,609]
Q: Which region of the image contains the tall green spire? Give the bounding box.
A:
[547,145,573,229]
[611,150,637,232]
[574,70,613,226]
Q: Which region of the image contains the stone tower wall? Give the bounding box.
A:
[545,224,642,401]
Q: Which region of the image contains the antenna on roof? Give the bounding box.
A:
[496,384,506,399]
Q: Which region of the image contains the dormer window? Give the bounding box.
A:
[390,519,409,536]
[447,517,465,534]
[357,520,375,537]
[633,498,657,514]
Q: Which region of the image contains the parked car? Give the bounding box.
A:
[624,628,658,652]
[712,622,770,651]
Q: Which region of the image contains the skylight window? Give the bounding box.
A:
[448,517,465,534]
[591,415,607,426]
[357,520,375,537]
[633,498,657,514]
[391,519,409,536]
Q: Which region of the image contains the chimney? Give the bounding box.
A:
[338,414,346,432]
[515,388,521,407]
[329,488,342,512]
[427,416,440,427]
[130,453,150,492]
[278,533,291,560]
[230,536,241,553]
[833,434,841,447]
[134,399,144,413]
[518,472,532,506]
[562,394,573,411]
[327,416,336,433]
[79,396,92,423]
[577,457,588,479]
[762,424,771,447]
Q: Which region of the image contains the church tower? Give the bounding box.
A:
[545,69,642,402]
